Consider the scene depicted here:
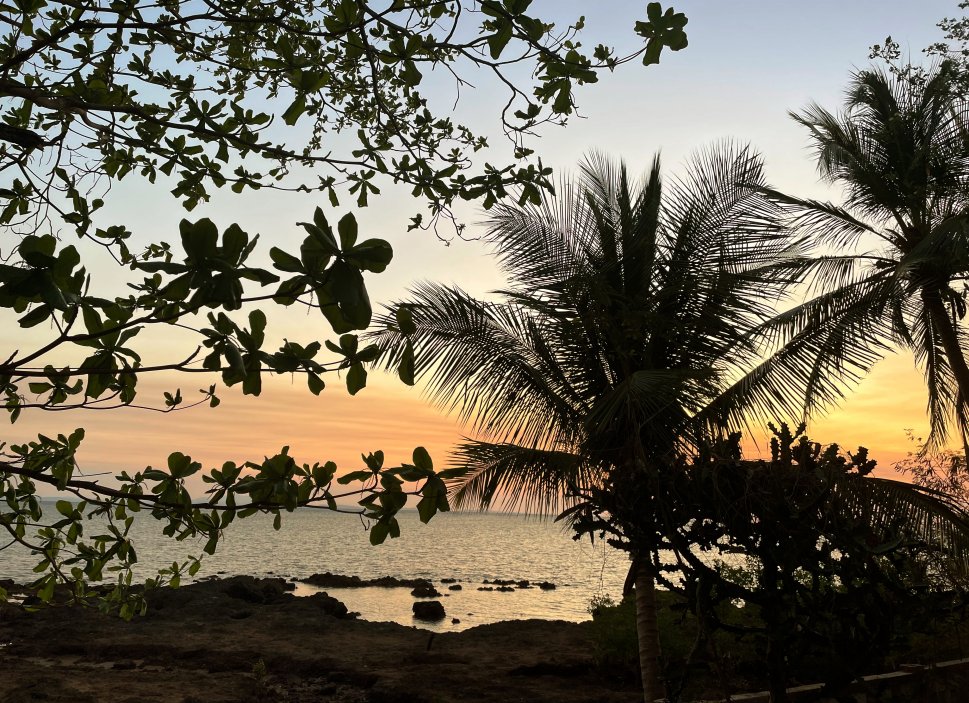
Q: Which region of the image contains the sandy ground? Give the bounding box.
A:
[0,576,638,703]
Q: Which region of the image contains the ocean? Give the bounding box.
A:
[2,506,632,632]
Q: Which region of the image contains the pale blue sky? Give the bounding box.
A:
[80,1,959,306]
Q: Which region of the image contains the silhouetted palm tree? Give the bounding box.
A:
[373,142,969,702]
[765,64,969,451]
[374,144,824,701]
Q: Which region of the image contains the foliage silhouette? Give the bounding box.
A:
[0,0,693,609]
[372,144,832,701]
[761,65,969,451]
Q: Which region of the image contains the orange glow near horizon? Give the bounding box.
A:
[733,352,932,474]
[8,344,936,498]
[8,372,463,496]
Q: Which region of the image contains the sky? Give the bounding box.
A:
[5,0,962,495]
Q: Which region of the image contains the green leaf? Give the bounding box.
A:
[413,446,433,471]
[37,576,55,603]
[369,520,390,545]
[224,345,245,377]
[305,208,340,254]
[346,362,367,395]
[346,239,393,273]
[180,218,219,260]
[487,21,514,59]
[222,224,249,261]
[395,307,417,335]
[337,213,358,249]
[242,363,262,396]
[339,333,358,356]
[328,261,372,330]
[307,372,325,395]
[337,470,374,485]
[282,95,306,126]
[363,450,384,471]
[642,39,663,66]
[398,339,415,385]
[270,247,304,273]
[168,451,194,477]
[400,60,422,87]
[416,494,434,523]
[18,305,52,328]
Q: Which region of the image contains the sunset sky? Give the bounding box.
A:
[6,1,960,495]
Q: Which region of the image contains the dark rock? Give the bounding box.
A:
[490,579,515,586]
[412,600,446,621]
[496,586,514,593]
[440,578,457,584]
[302,572,433,590]
[477,587,494,592]
[305,591,352,619]
[222,576,290,604]
[538,581,556,591]
[411,585,441,598]
[451,618,461,624]
[517,580,531,588]
[448,584,462,591]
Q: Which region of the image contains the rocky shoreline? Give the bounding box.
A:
[0,575,636,703]
[293,572,560,625]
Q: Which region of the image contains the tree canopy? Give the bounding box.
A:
[372,145,969,701]
[0,1,690,609]
[761,64,969,450]
[371,145,822,701]
[1,0,688,237]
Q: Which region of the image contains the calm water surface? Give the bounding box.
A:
[3,506,631,632]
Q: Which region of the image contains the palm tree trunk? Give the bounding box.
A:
[923,289,969,439]
[635,558,665,703]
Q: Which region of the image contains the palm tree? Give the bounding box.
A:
[372,142,969,702]
[372,144,825,702]
[763,64,969,451]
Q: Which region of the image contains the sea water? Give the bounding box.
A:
[1,506,632,631]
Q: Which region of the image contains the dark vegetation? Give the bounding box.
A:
[589,589,969,702]
[580,424,969,701]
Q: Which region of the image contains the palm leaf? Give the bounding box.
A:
[448,440,596,514]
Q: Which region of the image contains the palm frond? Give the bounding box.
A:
[759,187,890,248]
[832,473,969,577]
[448,440,595,515]
[369,282,586,450]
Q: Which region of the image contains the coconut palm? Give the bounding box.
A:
[763,64,969,451]
[372,143,969,702]
[373,144,827,701]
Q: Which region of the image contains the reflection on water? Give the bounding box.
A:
[3,506,631,628]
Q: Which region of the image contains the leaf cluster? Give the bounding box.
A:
[0,0,686,244]
[1,426,449,614]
